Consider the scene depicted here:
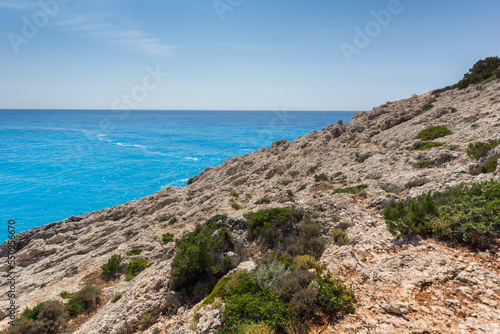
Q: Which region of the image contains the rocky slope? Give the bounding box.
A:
[1,80,499,334]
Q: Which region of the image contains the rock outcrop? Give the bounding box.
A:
[1,80,499,333]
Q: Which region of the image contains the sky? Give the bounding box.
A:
[0,0,499,111]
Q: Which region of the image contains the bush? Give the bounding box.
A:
[101,254,122,278]
[290,287,318,318]
[357,153,371,163]
[287,219,325,259]
[59,291,72,300]
[245,207,301,240]
[230,191,239,198]
[467,140,499,159]
[126,248,142,256]
[384,181,500,247]
[413,159,433,169]
[162,233,174,243]
[255,197,271,205]
[111,293,122,303]
[170,215,233,299]
[331,229,350,245]
[313,173,328,182]
[411,141,445,151]
[315,273,355,315]
[422,104,434,111]
[66,283,101,317]
[471,155,499,175]
[254,256,291,292]
[332,184,368,194]
[139,313,154,330]
[277,270,315,302]
[125,258,152,281]
[5,301,68,334]
[240,323,273,334]
[457,56,500,89]
[231,203,243,210]
[418,126,452,141]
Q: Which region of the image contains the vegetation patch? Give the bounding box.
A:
[125,258,152,281]
[411,141,445,151]
[422,104,434,111]
[101,254,122,278]
[126,248,142,256]
[471,155,500,175]
[162,233,174,243]
[413,159,433,169]
[457,56,500,89]
[231,203,243,210]
[418,126,452,141]
[111,293,123,303]
[356,153,371,163]
[313,173,328,182]
[255,197,272,205]
[217,256,355,333]
[332,184,368,194]
[331,229,350,245]
[230,191,239,198]
[169,215,235,301]
[5,300,67,334]
[467,140,499,159]
[384,181,500,248]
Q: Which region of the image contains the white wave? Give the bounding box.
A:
[185,157,199,161]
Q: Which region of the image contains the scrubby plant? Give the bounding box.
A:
[231,203,243,210]
[170,216,178,224]
[59,291,72,300]
[230,191,239,198]
[418,126,452,141]
[313,173,328,182]
[287,219,325,259]
[139,313,154,330]
[357,153,371,163]
[125,258,152,281]
[281,180,291,186]
[66,283,101,317]
[20,304,42,320]
[126,248,142,256]
[5,301,68,334]
[315,273,356,315]
[467,140,499,159]
[405,178,427,189]
[240,323,273,334]
[111,293,123,303]
[471,155,500,175]
[101,254,122,278]
[413,159,433,169]
[76,250,86,255]
[162,233,174,243]
[384,181,500,247]
[331,228,350,245]
[332,184,368,194]
[255,197,272,205]
[422,104,434,111]
[254,256,291,292]
[411,141,445,151]
[170,215,234,299]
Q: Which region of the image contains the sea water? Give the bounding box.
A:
[0,110,356,242]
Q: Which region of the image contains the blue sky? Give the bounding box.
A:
[0,0,499,111]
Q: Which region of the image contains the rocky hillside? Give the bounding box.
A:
[1,80,499,334]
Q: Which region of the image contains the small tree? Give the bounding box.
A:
[101,254,122,278]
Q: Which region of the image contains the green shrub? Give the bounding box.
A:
[76,250,86,255]
[287,219,325,259]
[20,304,42,320]
[126,248,142,256]
[170,215,233,299]
[422,104,434,111]
[384,181,500,247]
[315,273,355,315]
[467,140,499,159]
[230,191,239,198]
[240,323,273,334]
[281,180,291,186]
[101,254,122,278]
[162,233,174,243]
[418,126,452,141]
[332,184,368,194]
[277,270,315,302]
[405,178,427,189]
[457,56,500,89]
[255,197,272,205]
[170,216,178,224]
[313,173,328,182]
[245,207,300,238]
[254,257,291,292]
[411,141,445,151]
[111,293,122,303]
[334,171,343,177]
[357,153,371,163]
[331,229,350,245]
[125,258,152,281]
[66,283,101,317]
[471,155,499,175]
[413,159,433,169]
[231,203,243,210]
[139,313,154,330]
[59,291,72,300]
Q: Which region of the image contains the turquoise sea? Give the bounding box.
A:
[0,110,356,242]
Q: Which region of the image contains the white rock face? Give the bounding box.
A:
[1,80,499,333]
